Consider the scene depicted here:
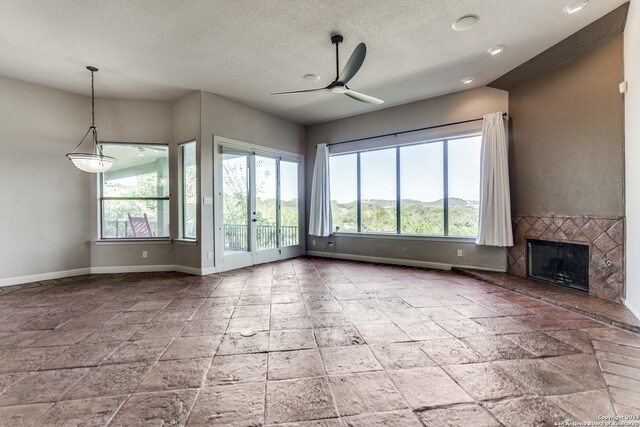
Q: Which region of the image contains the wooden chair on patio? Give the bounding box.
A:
[128,213,156,237]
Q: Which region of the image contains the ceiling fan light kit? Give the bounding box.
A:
[66,66,116,173]
[272,34,383,105]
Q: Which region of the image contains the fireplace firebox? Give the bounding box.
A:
[527,239,589,292]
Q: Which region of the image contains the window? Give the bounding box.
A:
[280,160,300,246]
[448,136,481,236]
[329,154,357,232]
[329,134,481,237]
[400,142,444,235]
[100,143,170,239]
[180,141,197,239]
[361,148,396,233]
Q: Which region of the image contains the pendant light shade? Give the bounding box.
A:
[66,66,115,173]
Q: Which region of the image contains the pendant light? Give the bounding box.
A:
[66,66,115,173]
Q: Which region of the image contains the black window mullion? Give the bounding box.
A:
[443,140,449,236]
[396,147,401,234]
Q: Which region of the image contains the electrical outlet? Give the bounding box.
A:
[312,239,316,246]
[142,251,148,258]
[457,249,463,257]
[207,251,213,260]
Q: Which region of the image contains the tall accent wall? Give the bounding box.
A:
[509,35,624,217]
[305,86,509,271]
[508,34,625,302]
[624,0,640,316]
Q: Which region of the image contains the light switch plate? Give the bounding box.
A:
[203,196,213,205]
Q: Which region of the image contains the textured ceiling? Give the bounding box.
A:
[0,0,629,125]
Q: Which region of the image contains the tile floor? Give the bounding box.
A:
[0,257,639,426]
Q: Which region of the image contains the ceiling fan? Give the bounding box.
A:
[272,34,384,105]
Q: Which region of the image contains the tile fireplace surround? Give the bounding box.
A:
[508,214,625,303]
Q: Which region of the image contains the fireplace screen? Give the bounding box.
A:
[527,239,589,292]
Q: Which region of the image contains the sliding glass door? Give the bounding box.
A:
[218,141,302,270]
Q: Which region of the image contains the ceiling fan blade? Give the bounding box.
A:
[344,89,384,104]
[271,88,326,95]
[337,43,367,85]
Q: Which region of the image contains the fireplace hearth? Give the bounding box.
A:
[527,239,589,292]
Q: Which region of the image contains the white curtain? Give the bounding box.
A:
[476,112,513,247]
[309,143,333,237]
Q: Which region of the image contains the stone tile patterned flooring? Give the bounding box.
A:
[0,257,638,426]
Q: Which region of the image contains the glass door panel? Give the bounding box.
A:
[254,156,278,251]
[218,141,302,271]
[280,160,299,247]
[222,153,250,253]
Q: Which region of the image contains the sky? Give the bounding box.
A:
[329,135,481,203]
[223,154,299,202]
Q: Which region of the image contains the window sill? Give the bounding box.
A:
[94,239,172,246]
[331,232,476,243]
[174,239,198,246]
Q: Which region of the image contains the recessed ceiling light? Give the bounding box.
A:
[303,74,320,82]
[461,77,475,85]
[452,14,479,31]
[487,45,505,56]
[563,0,587,14]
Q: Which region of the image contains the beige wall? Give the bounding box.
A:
[509,34,625,217]
[0,73,178,279]
[199,91,306,271]
[0,76,305,282]
[173,91,201,270]
[0,75,92,280]
[305,86,509,271]
[625,1,640,316]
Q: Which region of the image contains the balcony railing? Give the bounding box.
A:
[104,219,159,238]
[224,224,299,251]
[103,221,298,248]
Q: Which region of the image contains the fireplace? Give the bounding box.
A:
[509,214,624,302]
[527,239,589,292]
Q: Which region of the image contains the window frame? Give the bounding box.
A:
[329,132,481,239]
[179,140,197,241]
[98,141,171,240]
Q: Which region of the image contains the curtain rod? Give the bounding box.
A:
[322,112,508,147]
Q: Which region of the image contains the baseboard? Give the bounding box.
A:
[305,251,506,273]
[625,299,640,320]
[200,267,220,276]
[0,253,507,288]
[0,268,91,287]
[90,265,176,274]
[174,265,202,275]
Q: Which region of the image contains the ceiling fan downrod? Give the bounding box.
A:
[331,34,343,82]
